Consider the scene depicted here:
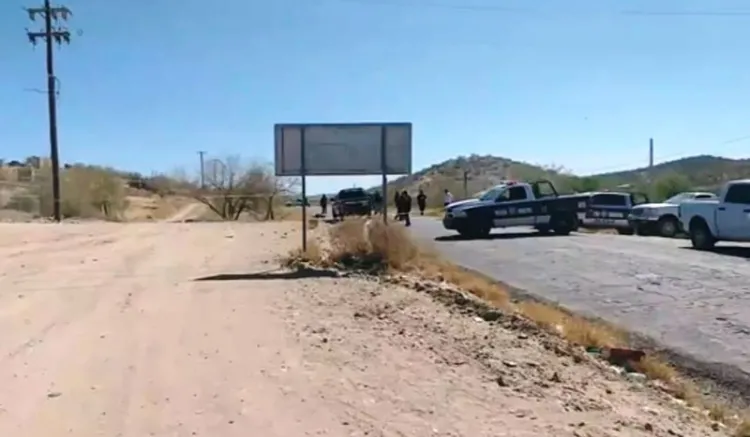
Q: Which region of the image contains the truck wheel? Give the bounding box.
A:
[550,213,575,235]
[457,223,491,239]
[658,216,678,238]
[689,220,716,250]
[535,225,551,234]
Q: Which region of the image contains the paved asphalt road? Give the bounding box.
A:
[408,217,750,384]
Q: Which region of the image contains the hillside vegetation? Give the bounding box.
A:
[0,156,298,222]
[382,154,750,207]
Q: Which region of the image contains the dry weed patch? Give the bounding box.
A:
[735,418,750,437]
[281,218,748,432]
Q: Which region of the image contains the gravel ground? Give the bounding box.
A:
[0,220,726,437]
[409,217,750,393]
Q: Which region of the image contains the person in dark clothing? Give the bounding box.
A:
[399,190,412,226]
[416,189,427,215]
[372,191,382,215]
[394,191,402,221]
[320,194,328,216]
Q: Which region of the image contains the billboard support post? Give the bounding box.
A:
[300,127,308,253]
[380,125,388,224]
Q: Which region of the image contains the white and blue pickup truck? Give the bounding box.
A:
[678,180,750,249]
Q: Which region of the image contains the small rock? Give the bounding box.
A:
[495,375,508,387]
[502,360,518,368]
[480,310,503,322]
[517,333,528,340]
[644,423,653,432]
[47,392,62,399]
[626,372,648,383]
[711,422,720,431]
[550,372,562,383]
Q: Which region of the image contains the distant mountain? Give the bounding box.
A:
[377,154,750,207]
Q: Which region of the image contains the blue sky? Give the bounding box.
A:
[3,0,750,194]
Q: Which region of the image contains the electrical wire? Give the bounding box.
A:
[324,0,750,18]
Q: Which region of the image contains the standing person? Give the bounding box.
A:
[320,194,328,216]
[443,189,454,207]
[394,191,402,221]
[372,191,382,215]
[400,190,412,226]
[417,189,427,215]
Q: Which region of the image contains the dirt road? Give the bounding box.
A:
[0,222,724,437]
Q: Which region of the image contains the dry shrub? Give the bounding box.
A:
[517,301,624,348]
[735,418,750,437]
[633,355,678,384]
[27,166,129,220]
[281,239,324,269]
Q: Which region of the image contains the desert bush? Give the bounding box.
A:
[192,156,298,221]
[35,166,129,220]
[5,193,38,213]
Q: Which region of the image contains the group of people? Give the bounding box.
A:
[318,188,457,227]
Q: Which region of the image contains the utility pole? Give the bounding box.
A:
[649,138,654,169]
[462,170,470,198]
[26,0,72,223]
[198,151,206,189]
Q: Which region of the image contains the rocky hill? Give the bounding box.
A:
[381,154,750,207]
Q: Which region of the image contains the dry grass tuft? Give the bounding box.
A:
[708,403,729,423]
[735,418,750,437]
[281,238,324,269]
[517,301,625,348]
[634,355,678,384]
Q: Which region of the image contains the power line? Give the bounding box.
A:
[25,0,73,223]
[325,0,750,18]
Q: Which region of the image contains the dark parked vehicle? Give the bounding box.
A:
[332,188,372,220]
[576,191,649,235]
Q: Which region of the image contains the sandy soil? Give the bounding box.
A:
[0,221,725,437]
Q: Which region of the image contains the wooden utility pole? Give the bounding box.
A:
[26,0,72,222]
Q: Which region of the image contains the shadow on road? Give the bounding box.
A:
[434,232,566,242]
[194,269,339,282]
[680,246,750,259]
[679,246,750,260]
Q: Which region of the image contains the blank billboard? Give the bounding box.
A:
[274,123,412,176]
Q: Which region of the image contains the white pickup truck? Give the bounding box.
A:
[678,179,750,249]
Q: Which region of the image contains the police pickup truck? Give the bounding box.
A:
[678,179,750,249]
[442,180,585,239]
[577,191,649,235]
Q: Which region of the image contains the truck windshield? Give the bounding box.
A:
[338,189,366,200]
[478,185,507,201]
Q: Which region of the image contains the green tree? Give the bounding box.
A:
[568,176,601,193]
[653,174,692,201]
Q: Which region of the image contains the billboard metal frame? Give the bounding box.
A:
[274,122,413,252]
